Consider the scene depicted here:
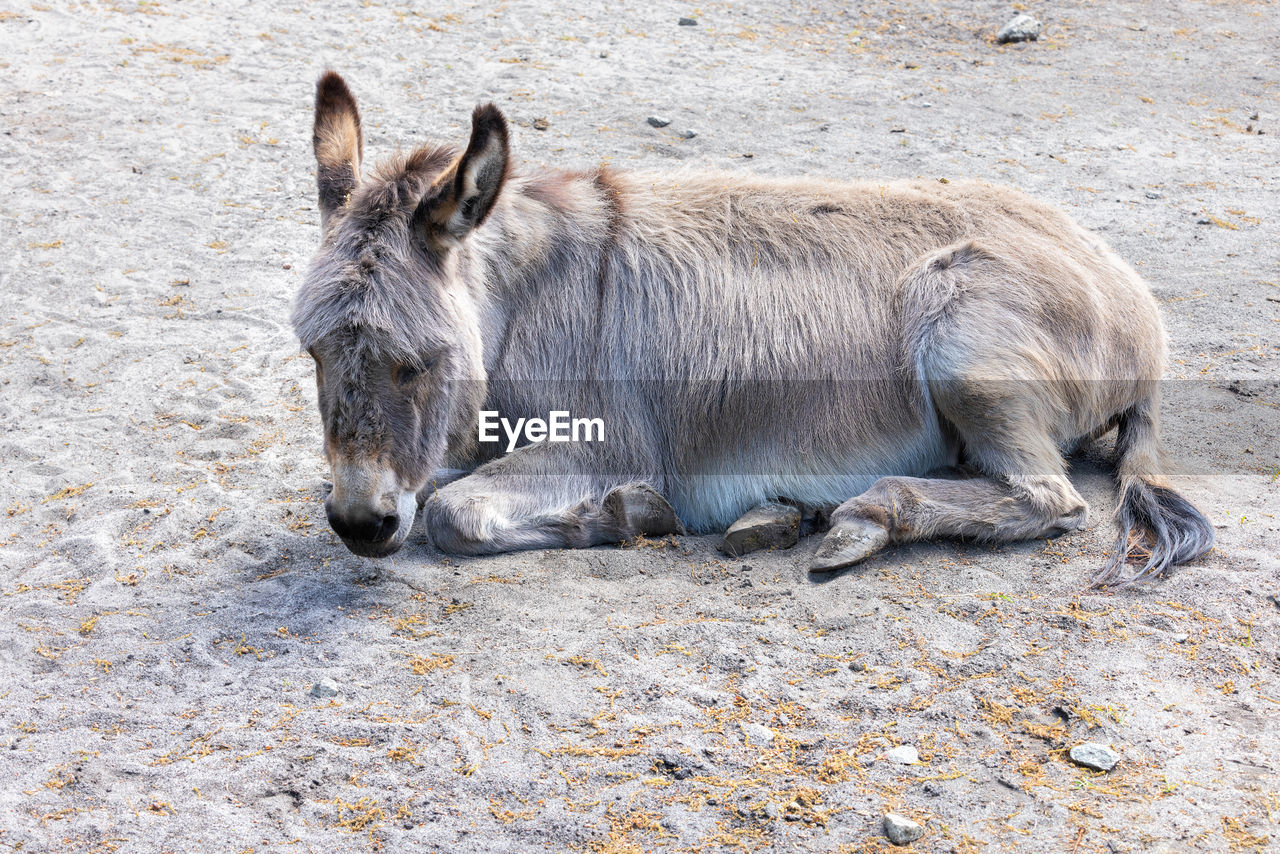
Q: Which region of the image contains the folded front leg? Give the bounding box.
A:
[420,445,682,556]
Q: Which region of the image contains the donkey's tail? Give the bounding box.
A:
[1092,397,1214,587]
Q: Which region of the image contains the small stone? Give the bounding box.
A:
[762,802,780,819]
[678,17,698,26]
[741,722,776,745]
[1172,633,1190,643]
[903,59,919,69]
[646,115,672,128]
[885,745,919,765]
[1145,191,1163,199]
[741,152,754,158]
[309,677,340,699]
[679,129,697,139]
[851,660,868,672]
[996,14,1041,44]
[532,117,549,131]
[720,502,801,557]
[1069,743,1120,772]
[883,813,925,846]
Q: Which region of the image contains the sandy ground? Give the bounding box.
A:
[2,1,1278,851]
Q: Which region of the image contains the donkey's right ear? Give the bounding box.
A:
[313,71,363,228]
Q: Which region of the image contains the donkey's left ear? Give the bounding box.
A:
[313,71,363,229]
[417,104,510,245]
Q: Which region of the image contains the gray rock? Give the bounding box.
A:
[532,117,549,131]
[309,677,340,698]
[719,501,801,556]
[741,722,775,745]
[1069,743,1120,772]
[646,115,672,128]
[1172,633,1190,643]
[1146,191,1163,199]
[885,744,919,765]
[678,17,698,26]
[762,801,779,819]
[996,14,1041,44]
[679,129,698,139]
[883,813,925,845]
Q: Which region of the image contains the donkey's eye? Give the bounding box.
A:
[394,358,437,386]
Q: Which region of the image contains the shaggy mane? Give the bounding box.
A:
[342,144,458,235]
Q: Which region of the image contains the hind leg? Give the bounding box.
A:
[810,472,1087,571]
[812,240,1093,572]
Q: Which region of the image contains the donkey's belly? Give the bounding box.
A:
[665,424,951,533]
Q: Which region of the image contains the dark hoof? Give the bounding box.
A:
[719,501,801,557]
[809,517,890,573]
[604,483,685,537]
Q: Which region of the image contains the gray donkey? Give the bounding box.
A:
[291,72,1213,586]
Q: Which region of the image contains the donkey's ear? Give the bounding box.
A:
[313,71,363,228]
[415,104,510,246]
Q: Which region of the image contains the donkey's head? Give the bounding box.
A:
[291,72,507,557]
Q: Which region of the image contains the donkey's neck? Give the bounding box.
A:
[466,169,616,377]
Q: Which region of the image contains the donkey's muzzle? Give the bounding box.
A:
[326,505,400,548]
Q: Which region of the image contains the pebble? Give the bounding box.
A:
[1145,191,1163,199]
[883,813,925,845]
[763,802,780,819]
[678,17,698,26]
[885,745,919,765]
[996,14,1042,44]
[741,722,776,745]
[532,117,549,131]
[679,129,698,139]
[309,677,340,699]
[851,660,868,672]
[720,502,800,556]
[647,115,672,128]
[1069,743,1120,772]
[1172,633,1190,643]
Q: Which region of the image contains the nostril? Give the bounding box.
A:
[326,505,356,540]
[376,513,400,541]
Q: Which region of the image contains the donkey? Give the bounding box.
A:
[291,71,1213,586]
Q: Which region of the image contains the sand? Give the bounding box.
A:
[1,1,1277,851]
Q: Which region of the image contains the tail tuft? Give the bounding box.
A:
[1092,479,1214,587]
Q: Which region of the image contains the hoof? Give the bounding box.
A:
[604,483,686,537]
[720,501,801,557]
[809,517,890,573]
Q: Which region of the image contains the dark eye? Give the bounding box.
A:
[394,358,436,386]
